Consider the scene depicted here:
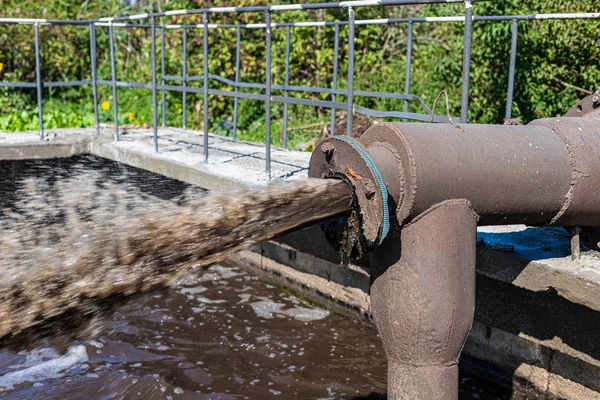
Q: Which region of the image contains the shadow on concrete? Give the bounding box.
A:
[475,275,600,392]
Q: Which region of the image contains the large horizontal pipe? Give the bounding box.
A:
[360,117,600,226]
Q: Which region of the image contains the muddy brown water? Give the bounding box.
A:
[0,156,511,399]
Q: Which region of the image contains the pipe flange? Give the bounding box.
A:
[565,93,600,118]
[309,136,389,257]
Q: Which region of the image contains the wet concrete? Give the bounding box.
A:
[0,264,510,400]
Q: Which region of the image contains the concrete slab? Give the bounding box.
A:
[0,127,310,185]
[477,225,600,312]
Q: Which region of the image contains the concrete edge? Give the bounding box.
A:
[225,250,371,319]
[477,247,600,313]
[0,136,91,160]
[89,137,256,192]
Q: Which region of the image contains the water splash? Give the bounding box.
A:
[0,159,350,338]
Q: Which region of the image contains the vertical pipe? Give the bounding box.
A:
[330,24,340,136]
[282,26,291,148]
[34,23,44,140]
[460,0,473,124]
[346,7,355,137]
[505,19,518,121]
[371,200,476,400]
[403,21,413,122]
[90,23,99,135]
[232,27,241,140]
[182,27,187,129]
[265,11,272,177]
[151,17,159,152]
[161,26,166,127]
[203,11,209,163]
[109,22,119,141]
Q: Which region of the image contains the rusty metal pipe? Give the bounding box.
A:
[309,116,600,400]
[360,117,600,227]
[370,200,477,400]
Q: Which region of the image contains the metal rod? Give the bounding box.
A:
[346,7,355,137]
[124,12,600,28]
[4,11,600,28]
[151,17,159,152]
[161,26,166,126]
[282,25,291,148]
[182,27,187,129]
[460,0,473,124]
[101,0,470,23]
[505,18,518,121]
[203,11,210,163]
[403,21,413,122]
[90,23,99,135]
[330,24,340,136]
[96,78,434,114]
[265,10,272,177]
[109,22,119,141]
[232,27,241,140]
[34,23,44,139]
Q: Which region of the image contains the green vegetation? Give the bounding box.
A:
[0,0,598,148]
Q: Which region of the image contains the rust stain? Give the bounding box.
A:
[346,166,363,181]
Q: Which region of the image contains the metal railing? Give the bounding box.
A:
[1,2,599,176]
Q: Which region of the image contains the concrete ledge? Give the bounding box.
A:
[226,249,371,318]
[467,322,600,400]
[89,137,250,192]
[0,134,90,160]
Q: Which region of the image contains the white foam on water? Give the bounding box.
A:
[250,299,285,319]
[0,345,89,391]
[283,307,329,322]
[250,298,330,322]
[238,293,252,303]
[180,286,208,295]
[10,348,60,369]
[196,296,226,304]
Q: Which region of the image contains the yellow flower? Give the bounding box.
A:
[101,101,110,111]
[0,63,3,72]
[128,112,136,121]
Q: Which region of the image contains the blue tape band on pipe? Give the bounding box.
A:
[332,135,390,244]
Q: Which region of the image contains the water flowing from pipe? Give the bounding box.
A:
[0,167,351,338]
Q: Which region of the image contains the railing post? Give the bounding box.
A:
[34,23,44,140]
[182,27,187,129]
[265,10,272,177]
[108,22,119,141]
[330,24,340,136]
[89,23,100,135]
[151,17,159,152]
[460,0,473,124]
[346,6,355,137]
[505,18,518,120]
[161,26,166,127]
[232,27,241,140]
[203,11,209,163]
[282,25,291,148]
[403,21,413,122]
